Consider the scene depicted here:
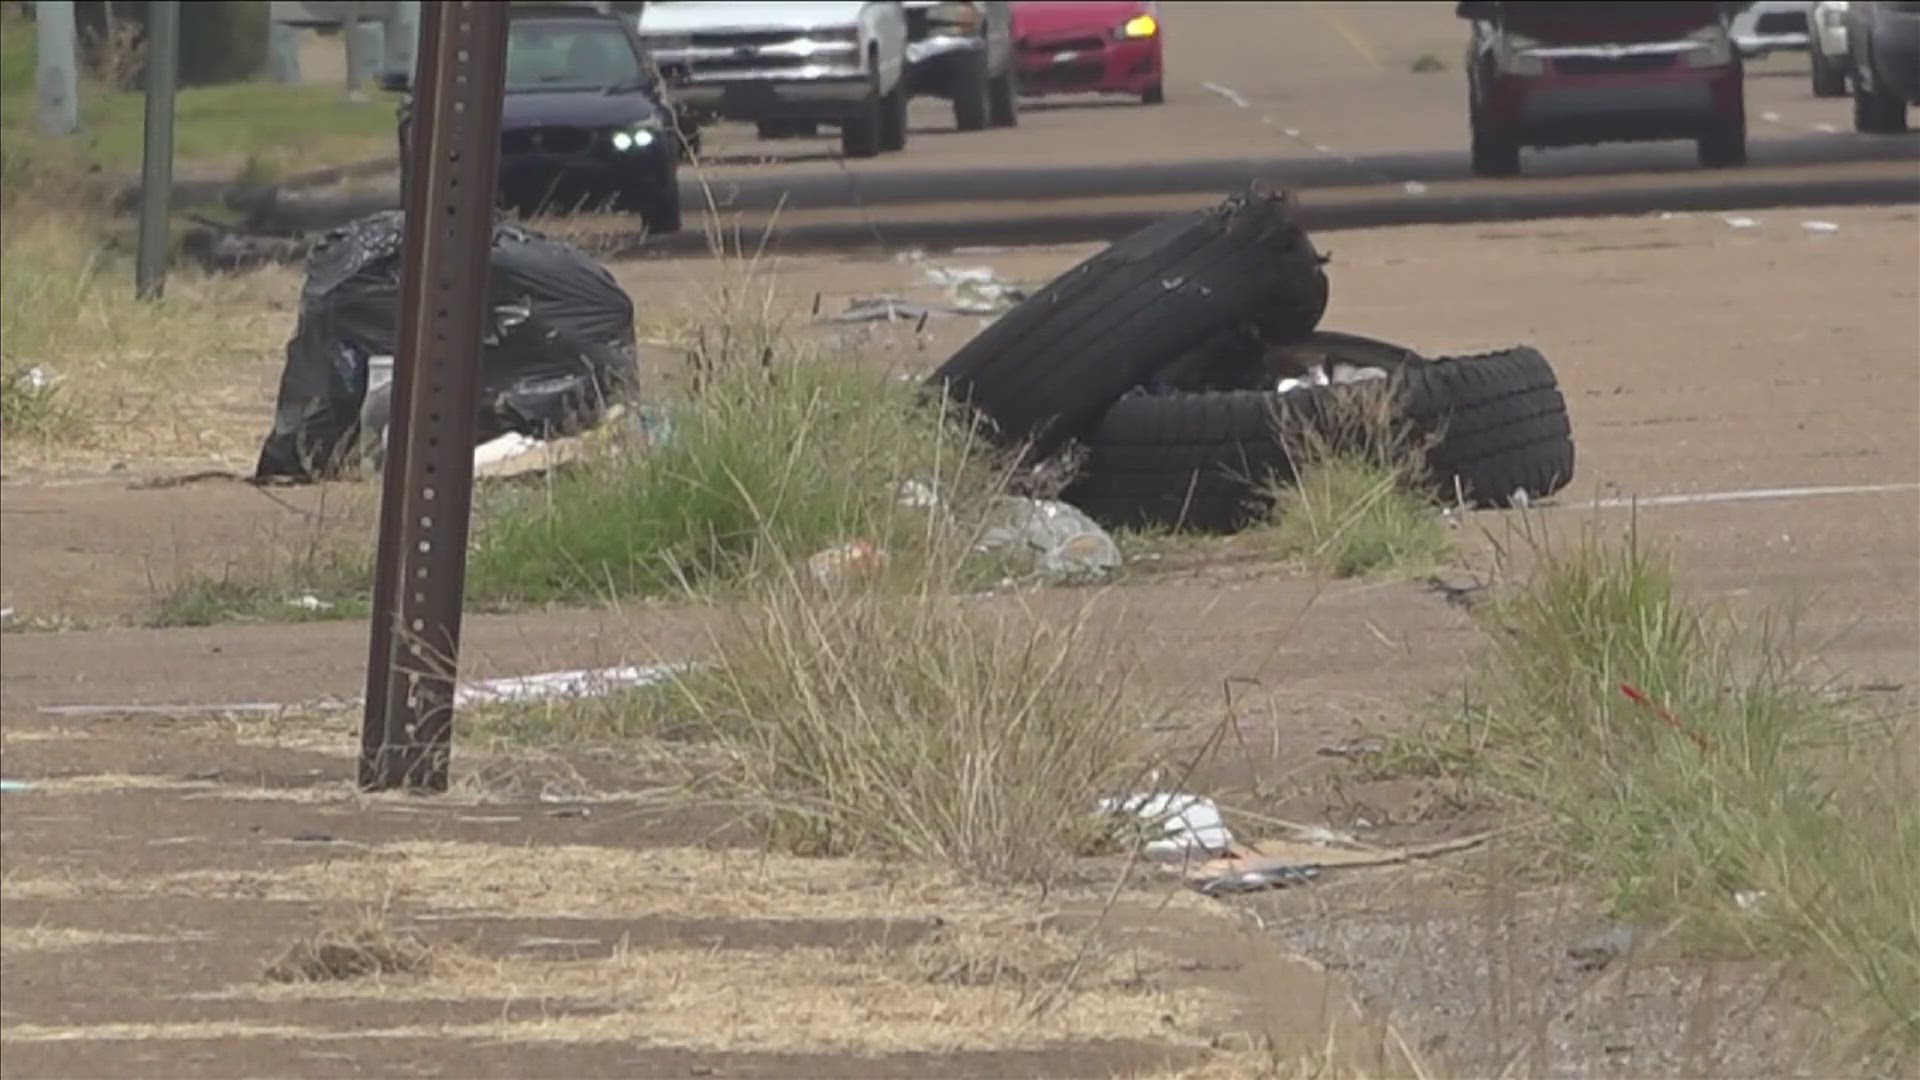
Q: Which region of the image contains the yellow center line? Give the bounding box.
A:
[1308,2,1383,71]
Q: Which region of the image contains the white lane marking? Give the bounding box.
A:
[1564,482,1919,511]
[1203,81,1250,109]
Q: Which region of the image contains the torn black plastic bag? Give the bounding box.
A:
[253,210,639,482]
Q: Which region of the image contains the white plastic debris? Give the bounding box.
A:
[921,264,1026,314]
[286,594,334,611]
[1761,111,1781,123]
[896,479,940,509]
[1099,792,1234,862]
[1724,215,1759,229]
[22,366,53,392]
[976,497,1121,584]
[1800,220,1839,235]
[1402,180,1428,195]
[455,663,692,706]
[473,431,544,470]
[1734,888,1768,913]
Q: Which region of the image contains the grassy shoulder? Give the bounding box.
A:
[1395,522,1919,1068]
[0,13,397,181]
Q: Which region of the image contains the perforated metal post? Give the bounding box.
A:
[359,1,509,792]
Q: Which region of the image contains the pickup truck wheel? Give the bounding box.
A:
[1696,112,1747,168]
[953,52,991,131]
[880,84,910,151]
[842,94,884,158]
[1853,73,1910,133]
[1059,346,1575,533]
[1141,82,1165,106]
[923,190,1330,455]
[1810,48,1847,98]
[989,73,1018,126]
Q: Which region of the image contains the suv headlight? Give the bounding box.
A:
[611,127,659,152]
[1497,32,1546,75]
[1683,24,1734,67]
[1117,13,1158,39]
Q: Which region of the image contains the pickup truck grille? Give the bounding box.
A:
[689,30,809,49]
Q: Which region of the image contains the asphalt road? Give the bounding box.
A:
[241,1,1917,248]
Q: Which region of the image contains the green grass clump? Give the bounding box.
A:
[1264,384,1453,579]
[1410,522,1919,1067]
[145,555,370,628]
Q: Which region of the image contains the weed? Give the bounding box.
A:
[0,362,84,441]
[1263,383,1453,579]
[145,555,369,628]
[266,923,438,984]
[624,565,1166,884]
[1411,53,1447,74]
[1410,519,1920,1067]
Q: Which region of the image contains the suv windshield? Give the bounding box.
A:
[506,21,644,92]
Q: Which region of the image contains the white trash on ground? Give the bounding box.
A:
[1724,215,1760,229]
[920,264,1028,314]
[976,497,1121,584]
[1099,792,1235,862]
[454,663,695,707]
[1800,220,1839,235]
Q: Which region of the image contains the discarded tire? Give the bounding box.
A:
[925,190,1329,455]
[1061,346,1575,533]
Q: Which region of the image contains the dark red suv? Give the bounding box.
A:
[1460,1,1748,176]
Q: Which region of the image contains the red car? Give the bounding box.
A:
[1460,1,1747,176]
[1010,1,1165,104]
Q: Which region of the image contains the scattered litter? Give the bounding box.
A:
[1402,180,1428,195]
[286,594,335,612]
[921,264,1027,314]
[1100,792,1235,862]
[1761,110,1781,123]
[455,663,692,707]
[1814,121,1838,134]
[1177,830,1494,896]
[1283,127,1301,138]
[806,539,890,590]
[20,366,54,392]
[829,296,937,324]
[0,780,37,794]
[1733,888,1768,913]
[896,479,940,508]
[1800,220,1839,235]
[1656,211,1691,221]
[473,431,543,470]
[977,497,1121,584]
[1723,215,1759,229]
[1277,362,1389,395]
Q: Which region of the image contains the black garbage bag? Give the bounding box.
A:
[253,210,639,482]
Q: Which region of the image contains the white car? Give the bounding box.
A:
[636,1,911,159]
[1810,0,1851,95]
[1729,1,1815,56]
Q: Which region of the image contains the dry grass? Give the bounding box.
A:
[0,926,198,953]
[265,921,439,984]
[1403,517,1920,1070]
[0,205,295,468]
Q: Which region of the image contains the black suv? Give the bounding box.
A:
[387,6,682,233]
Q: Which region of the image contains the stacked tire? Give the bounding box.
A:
[923,191,1576,534]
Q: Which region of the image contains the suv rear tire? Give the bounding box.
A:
[1469,123,1520,177]
[842,78,885,158]
[1696,112,1748,168]
[880,83,910,151]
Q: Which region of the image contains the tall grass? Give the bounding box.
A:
[1413,520,1919,1068]
[1264,380,1453,579]
[467,270,1011,605]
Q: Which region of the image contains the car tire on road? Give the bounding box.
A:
[842,89,885,159]
[1852,73,1910,133]
[880,84,910,152]
[1059,346,1575,533]
[954,52,992,131]
[989,73,1019,126]
[1142,82,1166,105]
[1810,48,1847,98]
[1470,120,1521,177]
[1696,112,1748,168]
[925,190,1329,455]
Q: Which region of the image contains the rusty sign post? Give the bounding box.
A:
[359,1,510,792]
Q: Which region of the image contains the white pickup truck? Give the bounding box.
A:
[635,1,911,158]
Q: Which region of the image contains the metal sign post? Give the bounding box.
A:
[134,0,178,302]
[359,1,509,792]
